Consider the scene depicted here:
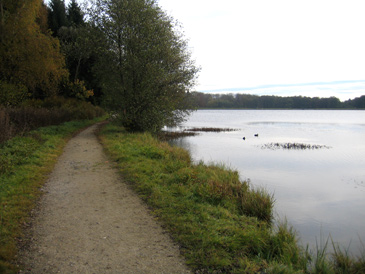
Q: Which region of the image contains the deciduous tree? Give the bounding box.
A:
[90,0,199,132]
[0,0,68,102]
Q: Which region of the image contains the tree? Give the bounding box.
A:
[67,0,84,27]
[57,25,102,100]
[0,0,68,102]
[90,0,199,132]
[48,0,68,35]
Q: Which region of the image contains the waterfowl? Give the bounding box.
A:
[242,137,246,140]
[254,134,259,137]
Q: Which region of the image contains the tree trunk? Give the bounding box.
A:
[0,0,4,43]
[74,55,82,82]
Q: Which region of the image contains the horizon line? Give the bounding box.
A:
[198,80,365,93]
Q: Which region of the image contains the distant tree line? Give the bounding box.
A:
[191,92,365,109]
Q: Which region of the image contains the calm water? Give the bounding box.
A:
[171,110,365,254]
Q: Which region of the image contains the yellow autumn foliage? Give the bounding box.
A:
[0,0,68,102]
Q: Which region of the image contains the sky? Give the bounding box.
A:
[63,0,365,101]
[156,0,365,101]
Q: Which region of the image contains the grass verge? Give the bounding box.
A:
[0,117,105,273]
[99,123,311,273]
[99,123,365,273]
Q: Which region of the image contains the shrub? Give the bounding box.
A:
[0,80,28,106]
[0,97,105,143]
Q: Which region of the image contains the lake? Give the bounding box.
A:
[170,109,365,255]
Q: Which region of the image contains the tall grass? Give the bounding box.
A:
[99,123,365,274]
[0,118,104,273]
[0,97,105,143]
[99,123,305,273]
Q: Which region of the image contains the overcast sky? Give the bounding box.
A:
[64,0,365,100]
[157,0,365,100]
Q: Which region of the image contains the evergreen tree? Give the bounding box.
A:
[67,0,84,27]
[48,0,68,36]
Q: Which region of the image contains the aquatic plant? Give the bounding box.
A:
[184,127,238,132]
[261,142,331,150]
[157,130,198,141]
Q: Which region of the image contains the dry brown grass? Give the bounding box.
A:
[0,108,12,143]
[0,98,105,144]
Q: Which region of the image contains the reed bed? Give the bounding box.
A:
[0,97,104,144]
[157,130,198,141]
[262,142,331,150]
[184,127,238,132]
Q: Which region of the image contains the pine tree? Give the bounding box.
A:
[48,0,68,36]
[67,0,84,26]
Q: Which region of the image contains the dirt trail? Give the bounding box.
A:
[19,123,191,274]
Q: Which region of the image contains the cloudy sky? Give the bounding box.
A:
[157,0,365,100]
[63,0,365,100]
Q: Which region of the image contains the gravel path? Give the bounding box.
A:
[19,123,191,274]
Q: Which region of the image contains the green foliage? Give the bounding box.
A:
[67,0,84,27]
[0,81,28,106]
[47,0,103,102]
[57,25,96,85]
[330,239,365,274]
[60,79,94,100]
[191,92,365,109]
[48,0,68,35]
[345,95,365,109]
[91,0,199,132]
[0,118,102,273]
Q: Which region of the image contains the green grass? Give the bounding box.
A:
[99,123,365,274]
[2,120,363,273]
[0,117,105,273]
[99,123,308,273]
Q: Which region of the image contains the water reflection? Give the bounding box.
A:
[170,110,365,255]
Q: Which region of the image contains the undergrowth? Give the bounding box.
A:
[0,97,105,143]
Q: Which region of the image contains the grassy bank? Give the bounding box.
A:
[0,117,105,273]
[99,124,304,273]
[99,123,365,274]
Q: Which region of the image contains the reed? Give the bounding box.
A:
[0,97,105,144]
[184,127,238,132]
[262,142,331,150]
[331,237,365,274]
[157,130,197,141]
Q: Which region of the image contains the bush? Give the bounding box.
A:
[0,80,28,106]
